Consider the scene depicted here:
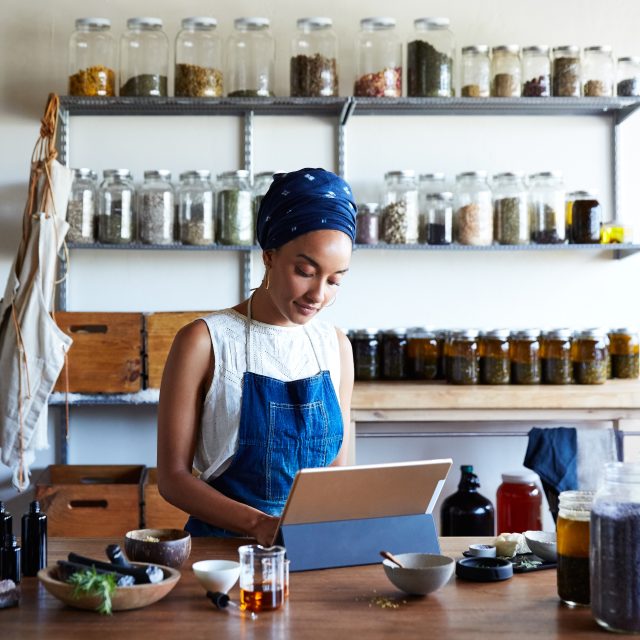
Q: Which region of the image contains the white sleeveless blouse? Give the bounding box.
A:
[193,309,342,481]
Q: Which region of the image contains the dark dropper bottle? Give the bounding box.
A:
[21,500,47,576]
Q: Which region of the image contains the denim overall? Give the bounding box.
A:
[185,299,343,536]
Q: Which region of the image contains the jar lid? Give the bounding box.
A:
[218,169,250,179]
[609,328,639,336]
[618,56,640,64]
[461,45,489,55]
[574,328,607,340]
[456,170,488,180]
[542,328,573,340]
[553,45,580,55]
[73,168,94,178]
[501,471,538,484]
[385,170,416,179]
[510,329,540,340]
[492,45,520,55]
[353,328,379,338]
[127,17,163,29]
[483,329,511,340]
[90,170,98,180]
[297,17,333,30]
[75,17,111,29]
[492,171,524,181]
[357,202,380,214]
[451,329,479,340]
[144,169,172,180]
[584,45,613,53]
[414,17,450,29]
[234,17,270,30]
[419,172,446,182]
[566,190,595,199]
[180,170,211,180]
[382,328,407,336]
[407,327,436,338]
[181,17,218,30]
[360,17,396,30]
[104,169,132,178]
[528,170,563,180]
[425,191,453,201]
[522,45,550,55]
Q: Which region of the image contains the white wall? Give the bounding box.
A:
[1,0,640,530]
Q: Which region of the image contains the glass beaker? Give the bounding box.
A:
[238,545,286,612]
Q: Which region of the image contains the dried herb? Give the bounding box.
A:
[138,192,175,244]
[455,203,493,245]
[382,200,416,244]
[553,57,580,96]
[228,89,275,97]
[511,361,541,384]
[480,356,510,384]
[584,79,608,97]
[449,355,479,385]
[407,40,453,97]
[355,210,379,244]
[461,84,481,97]
[542,357,573,384]
[354,67,401,97]
[217,189,254,245]
[69,65,115,96]
[611,354,640,379]
[522,75,550,97]
[574,361,607,384]
[120,74,168,97]
[290,54,338,97]
[492,73,519,97]
[175,63,223,97]
[68,567,117,615]
[427,222,449,245]
[618,78,640,96]
[494,196,528,245]
[530,204,563,244]
[66,200,96,244]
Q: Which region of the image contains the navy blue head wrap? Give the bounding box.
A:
[256,168,357,250]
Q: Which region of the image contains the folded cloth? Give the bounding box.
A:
[524,427,578,494]
[577,428,623,491]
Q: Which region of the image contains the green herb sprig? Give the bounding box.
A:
[68,568,117,615]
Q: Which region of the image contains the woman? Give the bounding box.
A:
[157,167,357,546]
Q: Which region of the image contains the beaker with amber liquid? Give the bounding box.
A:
[238,544,286,612]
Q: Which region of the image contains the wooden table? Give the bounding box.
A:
[3,537,607,639]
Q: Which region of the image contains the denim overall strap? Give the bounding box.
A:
[185,300,343,537]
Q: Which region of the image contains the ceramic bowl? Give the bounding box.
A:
[37,563,180,612]
[382,553,454,596]
[124,529,191,569]
[524,530,557,562]
[192,559,241,594]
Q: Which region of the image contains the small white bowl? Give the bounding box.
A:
[382,553,454,596]
[192,560,240,594]
[524,531,557,562]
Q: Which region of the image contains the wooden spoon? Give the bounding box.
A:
[380,550,405,568]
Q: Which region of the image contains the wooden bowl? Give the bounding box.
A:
[124,528,191,569]
[37,563,181,612]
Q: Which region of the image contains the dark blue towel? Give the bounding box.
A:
[524,427,578,493]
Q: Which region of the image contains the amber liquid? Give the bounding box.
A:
[240,585,284,612]
[557,515,590,606]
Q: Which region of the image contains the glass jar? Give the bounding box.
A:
[570,191,602,244]
[454,171,493,246]
[98,169,136,244]
[424,192,453,245]
[496,471,543,533]
[608,329,640,379]
[227,18,275,97]
[68,18,116,96]
[253,171,274,223]
[216,170,254,245]
[178,170,214,246]
[407,328,438,380]
[138,170,175,245]
[419,172,447,242]
[528,171,566,244]
[557,490,594,607]
[407,17,455,97]
[492,172,529,245]
[381,329,408,380]
[352,329,380,381]
[479,329,510,385]
[291,17,339,97]
[460,45,490,97]
[491,45,521,97]
[617,56,640,97]
[521,45,551,97]
[435,330,448,380]
[591,462,640,634]
[355,203,380,245]
[509,329,541,384]
[354,17,402,97]
[448,330,479,385]
[120,17,169,96]
[175,17,223,97]
[382,170,419,244]
[552,46,581,97]
[66,168,97,244]
[540,329,573,384]
[582,46,614,97]
[572,329,608,385]
[565,190,588,242]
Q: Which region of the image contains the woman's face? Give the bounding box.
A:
[264,229,352,326]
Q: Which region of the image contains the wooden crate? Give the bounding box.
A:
[35,465,145,537]
[140,468,189,529]
[145,311,210,389]
[54,312,143,393]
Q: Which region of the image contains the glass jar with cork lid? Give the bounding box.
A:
[460,45,490,97]
[354,17,401,97]
[491,45,521,97]
[68,18,116,96]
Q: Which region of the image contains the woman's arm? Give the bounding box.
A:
[156,320,278,545]
[332,328,355,466]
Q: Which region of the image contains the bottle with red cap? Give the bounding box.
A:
[497,471,543,533]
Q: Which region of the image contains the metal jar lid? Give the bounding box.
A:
[407,327,436,339]
[542,328,573,340]
[75,17,111,29]
[181,17,218,30]
[609,328,639,336]
[127,17,163,29]
[574,328,607,340]
[103,169,133,179]
[492,171,525,181]
[483,329,511,340]
[584,45,613,54]
[528,170,563,181]
[456,170,488,180]
[553,45,580,56]
[414,17,450,30]
[360,17,396,30]
[297,17,333,30]
[510,329,540,340]
[234,17,270,30]
[218,169,250,180]
[492,45,520,55]
[385,170,416,179]
[522,45,550,55]
[353,328,379,339]
[425,191,453,201]
[382,328,407,337]
[144,169,172,180]
[419,172,446,182]
[357,202,380,215]
[73,168,94,179]
[618,56,640,64]
[462,45,489,55]
[451,329,479,340]
[179,170,211,181]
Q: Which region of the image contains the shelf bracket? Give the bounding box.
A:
[243,110,254,178]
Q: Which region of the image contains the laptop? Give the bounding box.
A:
[272,459,452,571]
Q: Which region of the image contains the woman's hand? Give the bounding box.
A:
[252,512,280,546]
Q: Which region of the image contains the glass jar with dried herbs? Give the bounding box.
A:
[138,170,175,245]
[448,330,479,385]
[382,170,420,244]
[175,17,223,97]
[572,329,608,384]
[178,170,214,246]
[381,329,408,380]
[354,17,402,97]
[66,168,97,244]
[253,171,274,225]
[355,203,380,245]
[407,328,438,380]
[491,45,521,97]
[460,45,490,97]
[569,191,602,244]
[424,192,453,245]
[291,17,339,97]
[227,18,275,97]
[492,172,529,245]
[582,46,614,97]
[97,169,136,244]
[454,171,493,246]
[608,329,640,379]
[528,171,566,244]
[68,18,116,96]
[352,329,380,381]
[540,329,573,384]
[407,17,455,97]
[120,17,169,96]
[479,329,511,385]
[552,46,581,97]
[216,170,254,246]
[509,329,541,384]
[617,57,640,97]
[521,45,551,97]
